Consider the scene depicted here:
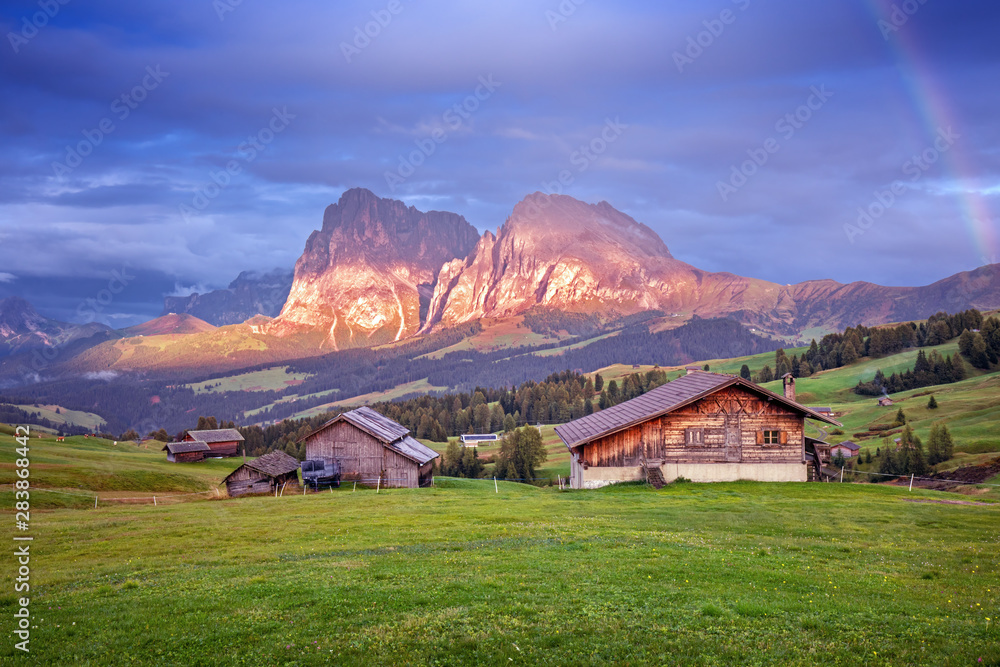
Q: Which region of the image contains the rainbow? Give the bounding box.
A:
[865,0,997,265]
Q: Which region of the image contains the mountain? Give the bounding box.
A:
[161,268,293,326]
[121,313,216,337]
[423,193,1000,337]
[268,188,480,349]
[0,296,112,358]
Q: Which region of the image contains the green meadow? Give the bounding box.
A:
[1,477,997,665]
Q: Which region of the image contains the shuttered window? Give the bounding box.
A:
[685,428,705,445]
[758,429,785,445]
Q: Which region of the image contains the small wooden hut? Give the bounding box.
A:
[299,406,438,488]
[184,428,244,457]
[163,440,211,463]
[222,450,301,497]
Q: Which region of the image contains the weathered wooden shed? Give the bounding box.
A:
[299,406,438,488]
[556,370,841,489]
[185,428,244,458]
[163,440,210,463]
[222,450,301,497]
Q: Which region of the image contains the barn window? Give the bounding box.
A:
[762,430,780,445]
[685,428,704,445]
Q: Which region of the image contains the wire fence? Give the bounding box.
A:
[2,467,996,509]
[824,468,1000,487]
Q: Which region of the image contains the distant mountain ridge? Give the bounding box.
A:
[161,268,293,326]
[0,296,112,359]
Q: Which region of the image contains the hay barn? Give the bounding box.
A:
[184,428,244,457]
[299,406,438,488]
[163,440,210,463]
[556,370,841,489]
[222,450,301,497]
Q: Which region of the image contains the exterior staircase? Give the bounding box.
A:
[642,457,666,489]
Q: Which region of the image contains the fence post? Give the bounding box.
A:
[909,473,914,492]
[353,481,356,493]
[376,476,380,494]
[94,496,98,509]
[280,481,287,497]
[494,476,498,494]
[840,467,844,483]
[153,496,156,506]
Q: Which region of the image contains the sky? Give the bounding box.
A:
[1,0,998,327]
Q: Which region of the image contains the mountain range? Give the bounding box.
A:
[270,189,1000,347]
[2,187,999,380]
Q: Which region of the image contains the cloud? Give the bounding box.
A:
[0,273,16,283]
[82,371,119,381]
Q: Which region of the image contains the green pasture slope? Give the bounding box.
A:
[1,476,997,665]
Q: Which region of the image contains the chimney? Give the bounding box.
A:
[685,365,701,375]
[782,373,796,402]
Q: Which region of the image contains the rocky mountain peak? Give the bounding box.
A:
[270,189,480,348]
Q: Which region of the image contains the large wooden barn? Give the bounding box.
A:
[222,450,301,497]
[184,428,244,458]
[299,406,438,488]
[556,370,841,489]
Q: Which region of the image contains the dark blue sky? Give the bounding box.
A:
[1,0,998,326]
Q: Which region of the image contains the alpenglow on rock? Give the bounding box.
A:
[269,188,480,348]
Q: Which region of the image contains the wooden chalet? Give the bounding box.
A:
[184,428,244,458]
[299,406,438,488]
[222,450,301,497]
[555,371,842,489]
[163,440,211,463]
[878,396,894,407]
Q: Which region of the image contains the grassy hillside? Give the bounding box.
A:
[9,403,106,430]
[1,479,996,665]
[0,426,242,507]
[185,365,314,394]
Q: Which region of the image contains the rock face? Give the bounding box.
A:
[162,268,293,326]
[422,193,700,329]
[422,193,1000,335]
[269,188,480,348]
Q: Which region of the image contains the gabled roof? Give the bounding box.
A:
[163,440,210,454]
[223,450,300,483]
[836,440,861,451]
[299,406,439,465]
[810,407,833,413]
[555,371,842,450]
[187,428,245,443]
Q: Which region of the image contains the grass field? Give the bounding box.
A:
[0,426,242,508]
[183,366,314,394]
[1,477,997,665]
[9,404,107,431]
[416,317,564,360]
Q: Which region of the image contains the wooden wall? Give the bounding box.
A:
[580,386,804,468]
[225,466,298,497]
[206,442,240,457]
[168,450,204,463]
[304,421,422,488]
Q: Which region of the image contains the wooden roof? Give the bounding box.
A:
[223,450,300,483]
[299,406,438,465]
[187,428,245,443]
[555,371,842,450]
[386,435,439,466]
[163,440,210,454]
